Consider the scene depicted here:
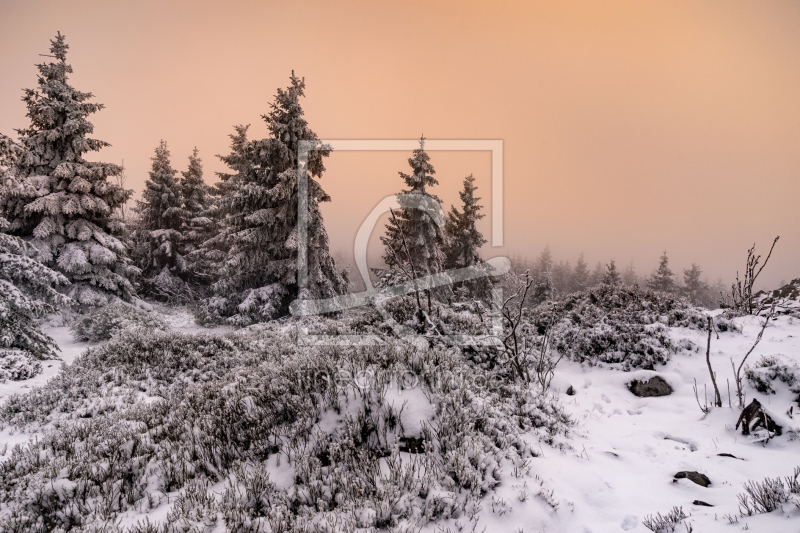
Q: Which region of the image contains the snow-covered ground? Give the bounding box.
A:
[1,308,798,532]
[472,313,800,532]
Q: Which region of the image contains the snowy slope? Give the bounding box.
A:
[1,309,799,532]
[470,313,800,532]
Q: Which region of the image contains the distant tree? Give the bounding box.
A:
[443,174,489,299]
[622,261,638,286]
[0,33,136,306]
[552,260,573,296]
[382,137,447,304]
[534,246,554,281]
[648,251,676,293]
[203,74,346,324]
[572,253,590,292]
[590,261,604,287]
[603,259,622,285]
[532,269,554,304]
[682,263,709,306]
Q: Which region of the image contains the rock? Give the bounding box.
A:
[717,453,739,459]
[629,376,672,397]
[736,398,783,436]
[693,500,713,507]
[399,436,425,454]
[674,471,711,487]
[566,385,575,396]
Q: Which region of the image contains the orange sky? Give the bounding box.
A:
[1,0,798,289]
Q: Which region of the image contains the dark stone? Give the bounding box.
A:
[674,471,711,487]
[399,436,425,454]
[736,398,783,436]
[566,385,575,396]
[693,500,713,507]
[629,376,673,397]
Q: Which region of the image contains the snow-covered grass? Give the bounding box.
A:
[1,301,799,532]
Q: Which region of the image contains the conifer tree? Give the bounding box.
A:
[534,246,554,281]
[552,260,572,296]
[603,259,622,285]
[622,261,638,286]
[381,137,447,292]
[443,174,489,298]
[203,74,345,324]
[590,261,605,287]
[135,140,186,286]
[0,33,136,306]
[0,216,71,366]
[648,251,676,292]
[572,253,590,292]
[682,263,708,305]
[179,148,217,286]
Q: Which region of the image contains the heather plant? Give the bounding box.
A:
[0,323,570,531]
[70,302,170,342]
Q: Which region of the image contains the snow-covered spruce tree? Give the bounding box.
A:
[682,263,708,306]
[0,216,72,378]
[648,251,676,293]
[603,259,622,285]
[133,140,190,301]
[622,261,637,286]
[0,33,136,306]
[572,253,590,292]
[443,174,490,299]
[590,261,605,287]
[202,74,346,324]
[179,148,218,287]
[381,137,448,305]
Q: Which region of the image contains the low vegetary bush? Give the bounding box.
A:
[0,348,42,382]
[526,284,737,370]
[0,325,571,532]
[745,355,797,395]
[642,506,687,532]
[70,302,170,342]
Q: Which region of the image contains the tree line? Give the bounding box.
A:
[1,33,727,336]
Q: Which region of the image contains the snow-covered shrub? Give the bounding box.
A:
[70,302,170,342]
[738,477,790,515]
[0,324,571,531]
[745,355,797,394]
[642,506,687,532]
[0,349,42,382]
[526,284,715,370]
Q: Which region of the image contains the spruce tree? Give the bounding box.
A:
[0,216,71,366]
[590,261,605,287]
[204,74,345,324]
[135,140,186,283]
[179,148,217,286]
[552,260,572,296]
[622,261,637,286]
[534,246,554,281]
[443,174,489,298]
[682,263,708,305]
[572,253,590,292]
[648,251,676,293]
[603,259,622,285]
[0,33,136,306]
[381,137,447,294]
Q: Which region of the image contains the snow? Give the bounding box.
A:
[471,314,800,532]
[1,308,798,531]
